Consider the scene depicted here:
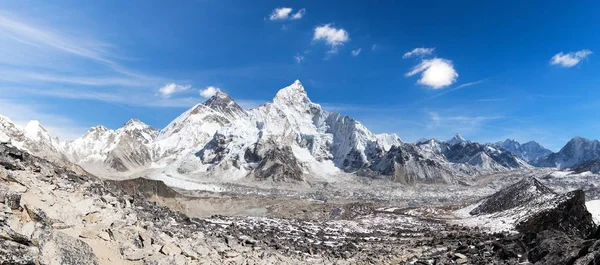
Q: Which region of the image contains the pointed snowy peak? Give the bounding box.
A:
[24,120,55,142]
[447,133,467,145]
[376,133,402,151]
[273,80,311,105]
[201,91,246,118]
[120,118,155,132]
[80,125,114,141]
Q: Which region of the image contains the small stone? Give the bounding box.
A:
[456,258,468,264]
[83,212,101,223]
[98,231,111,241]
[161,243,182,256]
[181,245,199,260]
[79,230,97,239]
[139,230,152,248]
[5,193,21,210]
[224,251,239,258]
[454,253,467,260]
[124,250,146,261]
[21,221,35,239]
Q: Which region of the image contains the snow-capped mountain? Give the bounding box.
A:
[493,139,552,162]
[60,119,158,175]
[0,115,82,173]
[0,80,533,184]
[446,133,468,146]
[535,137,600,170]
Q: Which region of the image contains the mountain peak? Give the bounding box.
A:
[273,80,310,105]
[24,120,50,141]
[121,118,153,132]
[201,91,246,118]
[447,133,467,145]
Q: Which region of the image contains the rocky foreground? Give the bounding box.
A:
[2,142,600,265]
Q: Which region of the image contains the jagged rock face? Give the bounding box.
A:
[250,144,304,182]
[470,177,556,215]
[443,142,527,170]
[465,176,596,238]
[105,178,179,198]
[536,137,600,170]
[516,189,595,238]
[369,144,455,184]
[494,139,552,162]
[61,119,158,174]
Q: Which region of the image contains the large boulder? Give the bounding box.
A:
[38,231,99,265]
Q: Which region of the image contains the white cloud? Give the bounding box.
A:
[351,48,362,57]
[199,86,221,98]
[550,49,592,67]
[406,58,458,89]
[268,7,305,20]
[158,83,192,97]
[371,44,377,51]
[313,24,349,47]
[291,9,306,20]
[294,55,304,63]
[403,47,435,58]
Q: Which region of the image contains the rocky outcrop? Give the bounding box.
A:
[106,178,180,198]
[465,176,596,238]
[250,144,304,182]
[470,177,555,215]
[517,189,596,238]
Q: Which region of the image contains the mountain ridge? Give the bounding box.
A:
[4,80,590,187]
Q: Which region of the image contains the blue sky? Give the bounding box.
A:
[0,1,598,151]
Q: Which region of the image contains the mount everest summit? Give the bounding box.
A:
[0,80,597,186]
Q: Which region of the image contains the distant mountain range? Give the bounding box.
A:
[493,139,553,163]
[1,80,599,186]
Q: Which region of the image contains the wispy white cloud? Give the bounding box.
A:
[403,47,435,58]
[269,7,293,20]
[351,48,362,57]
[406,58,458,89]
[158,83,192,97]
[313,24,349,55]
[291,9,306,20]
[268,7,305,21]
[199,86,221,98]
[550,49,592,67]
[371,44,377,51]
[0,69,156,87]
[426,111,502,133]
[294,54,305,63]
[0,13,113,65]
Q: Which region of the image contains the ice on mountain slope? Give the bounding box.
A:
[153,91,247,163]
[60,119,158,174]
[494,139,552,162]
[376,133,402,151]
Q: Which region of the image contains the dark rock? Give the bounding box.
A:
[470,177,555,215]
[5,193,21,210]
[517,190,596,238]
[106,178,180,199]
